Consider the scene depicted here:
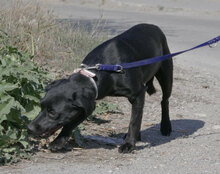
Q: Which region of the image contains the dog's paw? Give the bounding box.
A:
[118,143,135,153]
[49,139,72,152]
[160,121,172,136]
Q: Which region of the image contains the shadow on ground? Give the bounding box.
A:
[83,119,205,150]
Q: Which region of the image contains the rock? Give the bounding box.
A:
[212,125,220,130]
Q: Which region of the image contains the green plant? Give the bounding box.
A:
[72,124,85,147]
[88,101,122,121]
[94,101,122,115]
[0,42,49,165]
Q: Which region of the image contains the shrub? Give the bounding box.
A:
[0,40,49,165]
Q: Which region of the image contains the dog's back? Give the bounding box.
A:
[83,23,172,101]
[84,24,168,64]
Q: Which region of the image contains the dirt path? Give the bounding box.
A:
[1,63,220,174]
[1,0,220,173]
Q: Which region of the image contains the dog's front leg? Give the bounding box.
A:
[119,90,145,153]
[49,121,74,152]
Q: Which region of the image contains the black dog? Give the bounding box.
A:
[28,23,173,153]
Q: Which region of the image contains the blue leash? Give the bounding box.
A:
[91,35,220,72]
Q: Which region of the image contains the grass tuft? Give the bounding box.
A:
[0,1,107,74]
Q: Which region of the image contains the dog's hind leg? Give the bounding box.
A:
[155,59,173,136]
[119,90,145,153]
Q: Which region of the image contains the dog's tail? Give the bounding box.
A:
[146,31,171,96]
[146,77,156,95]
[162,32,171,56]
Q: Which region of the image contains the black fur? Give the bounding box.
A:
[28,24,173,153]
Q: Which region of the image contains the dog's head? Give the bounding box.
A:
[27,74,96,137]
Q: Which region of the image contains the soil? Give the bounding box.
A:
[2,59,220,174]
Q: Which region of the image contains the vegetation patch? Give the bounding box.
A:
[0,41,49,165]
[0,1,111,165]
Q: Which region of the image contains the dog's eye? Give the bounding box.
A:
[47,108,56,117]
[72,104,80,109]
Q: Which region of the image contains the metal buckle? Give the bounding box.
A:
[80,64,88,69]
[95,64,101,70]
[115,64,123,73]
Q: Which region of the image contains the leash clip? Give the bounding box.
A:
[208,40,218,48]
[80,64,88,69]
[209,42,217,48]
[94,64,124,73]
[115,64,123,73]
[95,64,101,70]
[80,64,99,70]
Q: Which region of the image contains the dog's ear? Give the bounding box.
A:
[45,79,66,92]
[72,88,96,117]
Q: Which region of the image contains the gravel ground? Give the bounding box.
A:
[1,0,220,174]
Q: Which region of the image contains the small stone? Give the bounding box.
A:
[212,125,220,130]
[195,113,207,118]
